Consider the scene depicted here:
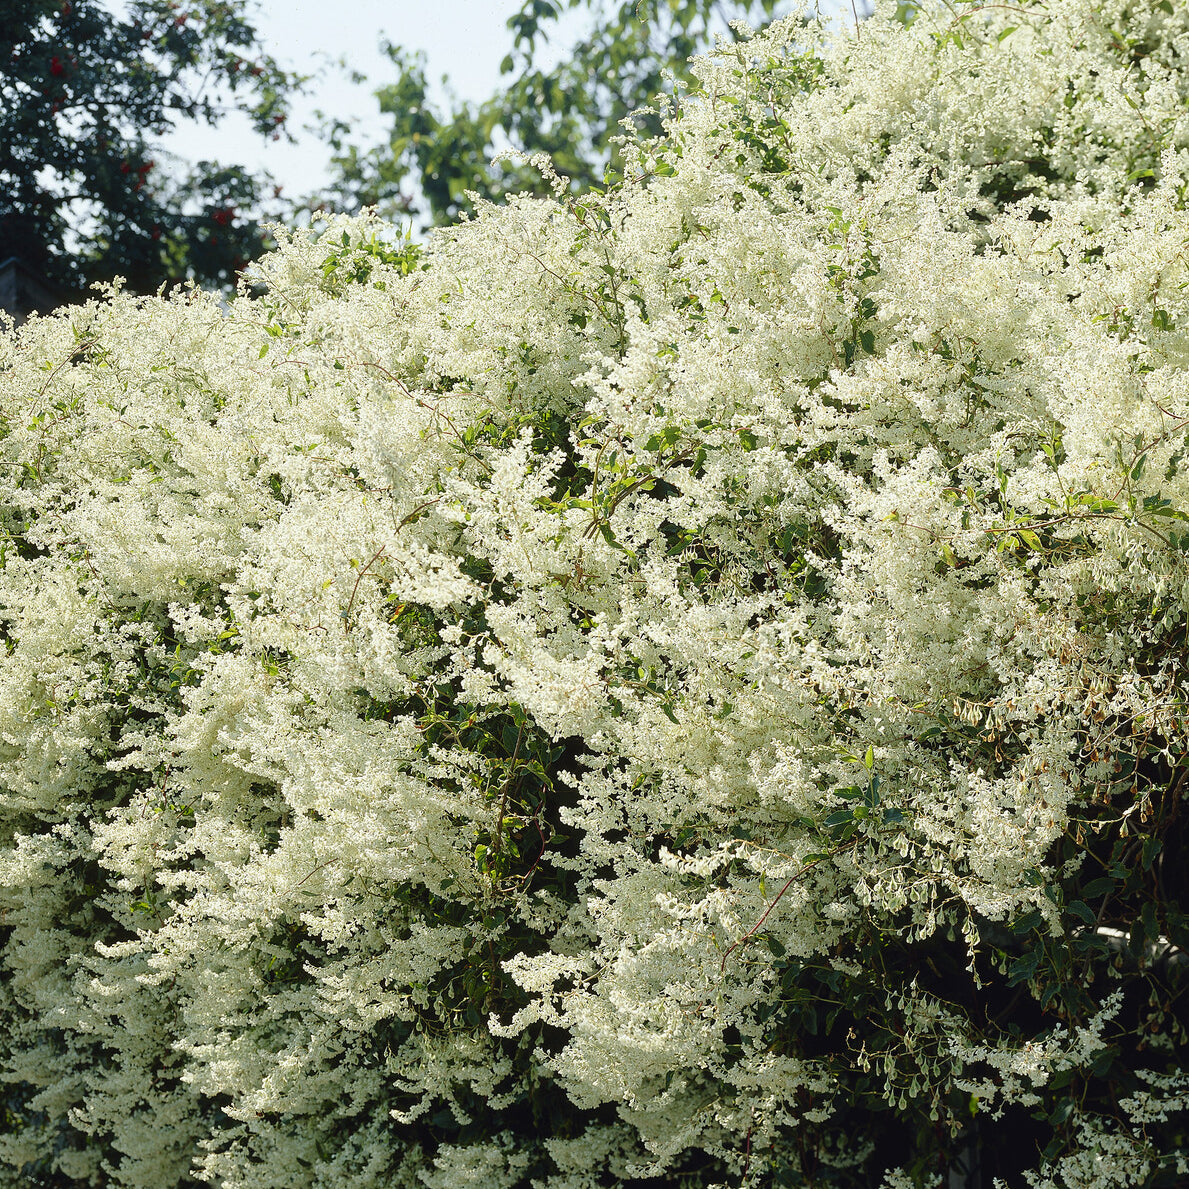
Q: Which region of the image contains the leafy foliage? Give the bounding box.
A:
[0,0,300,293]
[319,0,807,226]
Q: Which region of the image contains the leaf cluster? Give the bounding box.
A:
[0,0,302,293]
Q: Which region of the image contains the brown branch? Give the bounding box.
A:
[342,544,388,635]
[720,847,849,973]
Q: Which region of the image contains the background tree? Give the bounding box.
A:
[0,0,300,294]
[320,0,868,228]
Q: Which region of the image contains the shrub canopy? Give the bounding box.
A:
[2,1,1188,1186]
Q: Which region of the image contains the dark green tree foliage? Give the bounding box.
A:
[0,0,299,293]
[321,0,799,227]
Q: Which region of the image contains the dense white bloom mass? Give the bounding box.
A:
[1,1,1188,1185]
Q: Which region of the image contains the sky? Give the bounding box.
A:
[160,1,851,208]
[161,0,582,206]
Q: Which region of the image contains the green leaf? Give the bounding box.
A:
[1049,1097,1075,1126]
[1141,900,1159,943]
[1012,909,1044,935]
[1141,835,1163,871]
[1091,1045,1118,1078]
[1007,947,1040,986]
[598,521,624,551]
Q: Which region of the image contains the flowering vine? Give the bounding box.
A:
[1,2,1187,1186]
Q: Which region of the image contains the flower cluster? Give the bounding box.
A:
[1,1,1187,1185]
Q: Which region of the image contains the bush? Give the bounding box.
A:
[1,2,1188,1185]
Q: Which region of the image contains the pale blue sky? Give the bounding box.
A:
[162,0,580,204]
[161,1,844,205]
